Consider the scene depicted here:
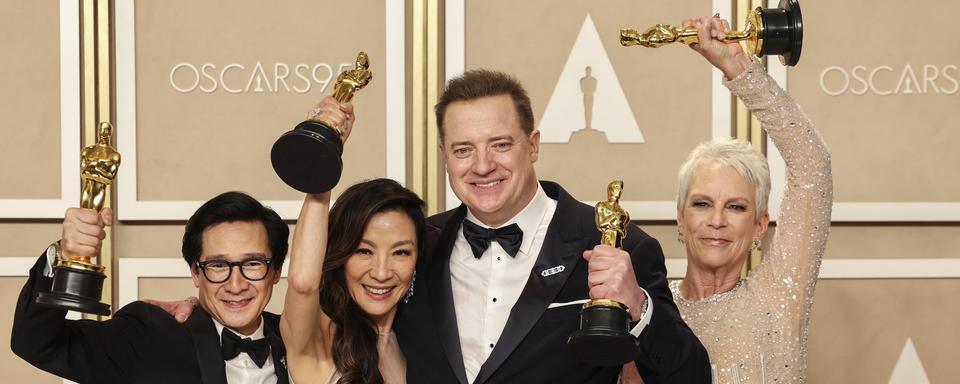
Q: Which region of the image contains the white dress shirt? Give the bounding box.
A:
[213,316,278,384]
[450,184,556,383]
[449,185,654,383]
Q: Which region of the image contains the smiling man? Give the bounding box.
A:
[394,70,710,383]
[12,191,290,384]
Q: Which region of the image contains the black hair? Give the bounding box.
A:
[181,191,289,269]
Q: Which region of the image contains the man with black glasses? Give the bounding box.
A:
[12,191,291,384]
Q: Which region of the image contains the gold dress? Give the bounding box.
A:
[670,61,833,384]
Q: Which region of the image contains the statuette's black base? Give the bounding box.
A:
[567,304,639,366]
[36,266,110,316]
[759,0,803,66]
[271,120,344,194]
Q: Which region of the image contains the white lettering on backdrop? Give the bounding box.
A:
[169,62,354,94]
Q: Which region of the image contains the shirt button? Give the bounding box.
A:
[489,343,495,348]
[492,298,497,302]
[497,257,501,261]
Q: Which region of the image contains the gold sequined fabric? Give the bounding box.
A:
[670,61,833,384]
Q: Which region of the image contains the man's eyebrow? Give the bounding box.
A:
[487,135,515,142]
[448,140,474,147]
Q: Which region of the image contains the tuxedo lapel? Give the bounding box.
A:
[474,182,586,384]
[263,314,289,384]
[184,307,228,384]
[427,205,470,384]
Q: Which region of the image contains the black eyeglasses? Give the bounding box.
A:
[195,258,273,283]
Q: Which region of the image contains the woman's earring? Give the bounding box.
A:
[750,237,762,252]
[404,271,416,304]
[677,229,686,245]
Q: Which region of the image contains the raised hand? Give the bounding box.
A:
[682,16,752,80]
[583,244,647,321]
[61,207,113,261]
[306,95,357,144]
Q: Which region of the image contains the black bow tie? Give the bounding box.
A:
[221,328,271,368]
[462,220,523,259]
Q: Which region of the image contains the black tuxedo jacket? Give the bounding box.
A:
[396,181,709,383]
[12,253,289,384]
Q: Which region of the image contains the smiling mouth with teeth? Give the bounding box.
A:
[222,298,252,307]
[364,285,395,295]
[474,180,502,189]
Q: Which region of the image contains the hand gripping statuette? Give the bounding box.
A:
[567,180,639,366]
[620,0,803,66]
[271,52,372,193]
[36,122,121,316]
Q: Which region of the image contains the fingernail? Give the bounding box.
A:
[713,12,720,18]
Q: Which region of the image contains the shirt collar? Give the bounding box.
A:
[465,182,551,256]
[212,316,265,344]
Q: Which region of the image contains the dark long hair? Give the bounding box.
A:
[319,179,425,384]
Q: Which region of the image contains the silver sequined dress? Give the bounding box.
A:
[669,61,833,384]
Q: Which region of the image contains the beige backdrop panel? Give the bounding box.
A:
[463,0,717,202]
[0,277,69,384]
[133,0,387,202]
[825,225,960,259]
[0,223,62,256]
[808,279,960,382]
[787,0,960,202]
[114,223,187,259]
[0,0,62,199]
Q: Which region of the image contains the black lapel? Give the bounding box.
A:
[263,312,289,384]
[427,205,470,384]
[474,181,586,384]
[184,307,228,384]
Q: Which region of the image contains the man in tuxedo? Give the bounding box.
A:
[12,191,290,384]
[394,70,710,383]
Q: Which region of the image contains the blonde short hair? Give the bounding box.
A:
[677,138,771,221]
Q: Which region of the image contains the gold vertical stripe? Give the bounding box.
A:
[82,0,96,145]
[411,0,427,202]
[81,0,114,319]
[734,0,751,141]
[96,0,114,319]
[80,0,98,321]
[425,0,441,215]
[97,0,111,121]
[748,0,767,159]
[736,0,766,274]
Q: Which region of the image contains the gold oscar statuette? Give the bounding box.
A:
[566,180,639,366]
[36,122,121,316]
[621,0,803,66]
[271,51,372,193]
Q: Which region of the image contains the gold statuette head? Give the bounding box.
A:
[332,51,373,104]
[595,180,630,248]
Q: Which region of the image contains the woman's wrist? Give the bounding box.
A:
[721,54,752,80]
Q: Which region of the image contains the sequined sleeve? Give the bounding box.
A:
[724,60,833,365]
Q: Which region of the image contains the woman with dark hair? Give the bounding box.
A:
[281,97,424,384]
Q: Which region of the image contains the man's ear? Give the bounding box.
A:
[190,265,202,288]
[528,130,541,162]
